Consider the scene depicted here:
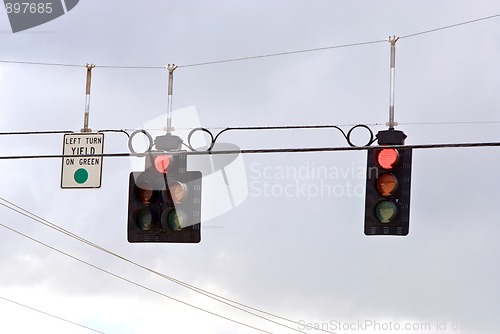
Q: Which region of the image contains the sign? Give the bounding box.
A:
[61,133,104,188]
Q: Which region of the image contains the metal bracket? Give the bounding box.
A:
[186,124,376,152]
[386,36,399,130]
[81,63,95,133]
[164,64,178,133]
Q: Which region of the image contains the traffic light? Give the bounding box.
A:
[128,152,202,243]
[364,130,412,236]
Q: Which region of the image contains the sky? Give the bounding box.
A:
[1,1,500,333]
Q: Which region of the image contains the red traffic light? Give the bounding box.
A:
[154,154,172,174]
[376,148,400,170]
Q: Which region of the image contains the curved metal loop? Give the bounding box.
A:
[346,124,376,147]
[127,129,154,156]
[186,127,215,151]
[186,124,376,152]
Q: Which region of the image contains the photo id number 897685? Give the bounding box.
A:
[5,2,53,14]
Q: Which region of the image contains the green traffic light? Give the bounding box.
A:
[162,208,188,231]
[374,200,397,223]
[135,208,154,230]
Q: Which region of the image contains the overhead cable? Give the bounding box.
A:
[0,295,107,334]
[0,198,335,334]
[0,222,275,334]
[0,141,500,160]
[0,14,498,69]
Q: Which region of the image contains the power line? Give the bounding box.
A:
[188,121,500,131]
[0,222,275,334]
[128,120,500,132]
[0,129,130,140]
[0,295,107,334]
[179,12,499,68]
[0,130,74,136]
[399,14,500,39]
[177,40,386,68]
[0,60,83,67]
[0,119,497,138]
[0,13,498,69]
[0,198,334,334]
[0,118,495,140]
[0,40,385,69]
[0,141,499,161]
[398,121,500,126]
[0,198,331,333]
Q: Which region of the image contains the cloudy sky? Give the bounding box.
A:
[1,1,500,333]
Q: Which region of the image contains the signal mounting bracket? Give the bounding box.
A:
[154,134,183,151]
[377,129,406,145]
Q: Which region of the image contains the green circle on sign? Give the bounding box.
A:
[74,168,89,184]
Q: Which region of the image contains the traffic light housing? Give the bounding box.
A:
[128,152,202,243]
[364,130,412,236]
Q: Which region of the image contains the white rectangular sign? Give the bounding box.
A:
[61,133,104,188]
